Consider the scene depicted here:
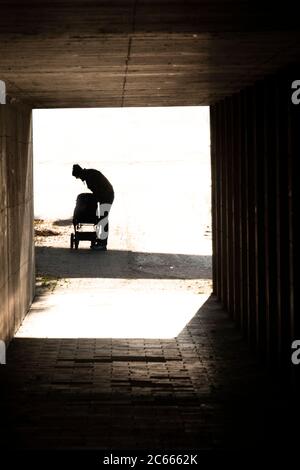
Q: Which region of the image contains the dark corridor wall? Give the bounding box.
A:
[0,105,34,344]
[210,66,299,375]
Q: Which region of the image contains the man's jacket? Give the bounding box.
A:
[82,168,114,203]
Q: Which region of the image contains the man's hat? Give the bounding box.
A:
[72,164,82,177]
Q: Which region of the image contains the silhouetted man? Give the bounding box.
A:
[72,164,114,250]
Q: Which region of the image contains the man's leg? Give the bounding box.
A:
[95,202,112,248]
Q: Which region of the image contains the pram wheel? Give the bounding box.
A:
[74,233,79,250]
[70,233,79,250]
[70,233,74,250]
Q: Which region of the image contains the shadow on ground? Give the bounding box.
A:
[52,218,73,226]
[36,246,212,279]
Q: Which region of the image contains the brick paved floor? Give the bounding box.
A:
[1,295,297,452]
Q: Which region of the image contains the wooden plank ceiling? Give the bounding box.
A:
[0,0,299,108]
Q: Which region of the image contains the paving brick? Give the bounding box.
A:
[0,294,298,451]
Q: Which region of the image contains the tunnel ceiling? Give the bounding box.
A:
[0,0,299,108]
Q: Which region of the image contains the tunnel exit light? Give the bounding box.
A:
[16,282,210,339]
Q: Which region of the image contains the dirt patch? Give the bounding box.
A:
[34,218,60,237]
[35,228,60,237]
[34,219,70,246]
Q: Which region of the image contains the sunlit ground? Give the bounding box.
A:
[17,106,211,339]
[16,280,210,339]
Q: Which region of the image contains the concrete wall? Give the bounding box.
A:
[210,66,299,374]
[0,105,34,344]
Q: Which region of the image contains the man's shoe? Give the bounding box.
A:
[92,244,107,251]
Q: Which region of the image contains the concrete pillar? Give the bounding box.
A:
[0,105,34,344]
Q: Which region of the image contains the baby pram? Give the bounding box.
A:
[70,193,99,250]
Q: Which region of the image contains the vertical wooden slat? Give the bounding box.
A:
[220,100,228,308]
[240,90,248,336]
[288,70,299,384]
[226,98,234,316]
[265,77,280,368]
[253,80,267,359]
[223,98,230,312]
[264,80,277,366]
[245,87,256,344]
[210,107,217,295]
[232,94,241,326]
[215,103,222,299]
[275,73,291,370]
